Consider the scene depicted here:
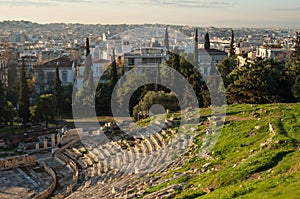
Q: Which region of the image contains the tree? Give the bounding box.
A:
[37,94,56,128]
[0,80,6,125]
[164,48,180,86]
[54,65,63,116]
[133,91,180,120]
[229,29,235,57]
[217,57,237,88]
[291,80,300,100]
[110,48,118,87]
[226,59,289,104]
[83,37,92,81]
[288,32,300,101]
[178,56,209,107]
[204,32,210,50]
[74,37,96,117]
[194,28,199,67]
[18,59,30,124]
[3,101,17,126]
[294,32,300,55]
[164,27,169,51]
[7,61,18,89]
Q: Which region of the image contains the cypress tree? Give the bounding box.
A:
[83,37,92,81]
[0,80,5,125]
[54,64,63,116]
[229,29,235,57]
[164,28,169,51]
[110,48,118,86]
[86,37,90,57]
[155,64,161,91]
[18,59,30,124]
[204,33,210,50]
[194,28,199,67]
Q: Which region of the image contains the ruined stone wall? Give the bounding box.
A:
[0,155,36,170]
[55,153,79,197]
[33,161,57,199]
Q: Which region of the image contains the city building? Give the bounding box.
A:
[34,56,75,94]
[123,47,167,72]
[256,45,288,61]
[75,58,110,89]
[198,48,227,76]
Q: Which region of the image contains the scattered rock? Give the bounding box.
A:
[203,187,214,193]
[84,180,91,188]
[203,163,212,168]
[255,126,262,130]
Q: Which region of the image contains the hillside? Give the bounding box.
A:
[142,103,300,199]
[65,103,300,199]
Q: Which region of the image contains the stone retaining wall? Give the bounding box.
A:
[33,161,57,199]
[55,153,79,197]
[0,155,36,170]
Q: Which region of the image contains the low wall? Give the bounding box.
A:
[0,155,36,170]
[33,161,57,199]
[55,153,79,197]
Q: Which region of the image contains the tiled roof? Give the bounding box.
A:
[199,48,227,55]
[34,56,73,68]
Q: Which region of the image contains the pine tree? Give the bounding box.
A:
[204,33,210,50]
[164,28,169,51]
[54,64,63,116]
[18,59,30,124]
[229,29,235,57]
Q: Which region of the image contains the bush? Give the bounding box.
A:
[133,91,180,120]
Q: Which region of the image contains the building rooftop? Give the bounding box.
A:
[34,56,73,69]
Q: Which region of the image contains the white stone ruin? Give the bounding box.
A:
[57,134,61,145]
[43,139,48,149]
[51,134,56,147]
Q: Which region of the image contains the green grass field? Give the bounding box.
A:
[142,103,300,198]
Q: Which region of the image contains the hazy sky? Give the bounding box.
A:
[0,0,299,28]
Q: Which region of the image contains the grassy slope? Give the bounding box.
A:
[144,103,300,199]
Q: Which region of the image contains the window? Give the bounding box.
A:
[38,70,44,82]
[128,58,135,66]
[62,71,68,82]
[46,72,54,84]
[204,67,208,75]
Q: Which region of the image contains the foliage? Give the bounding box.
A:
[110,49,118,87]
[0,80,6,125]
[164,27,169,51]
[18,59,30,124]
[36,94,56,128]
[229,29,235,57]
[194,28,199,66]
[54,65,63,116]
[133,91,180,120]
[2,101,17,126]
[216,57,237,88]
[141,103,300,199]
[286,32,300,101]
[226,59,293,104]
[204,32,210,50]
